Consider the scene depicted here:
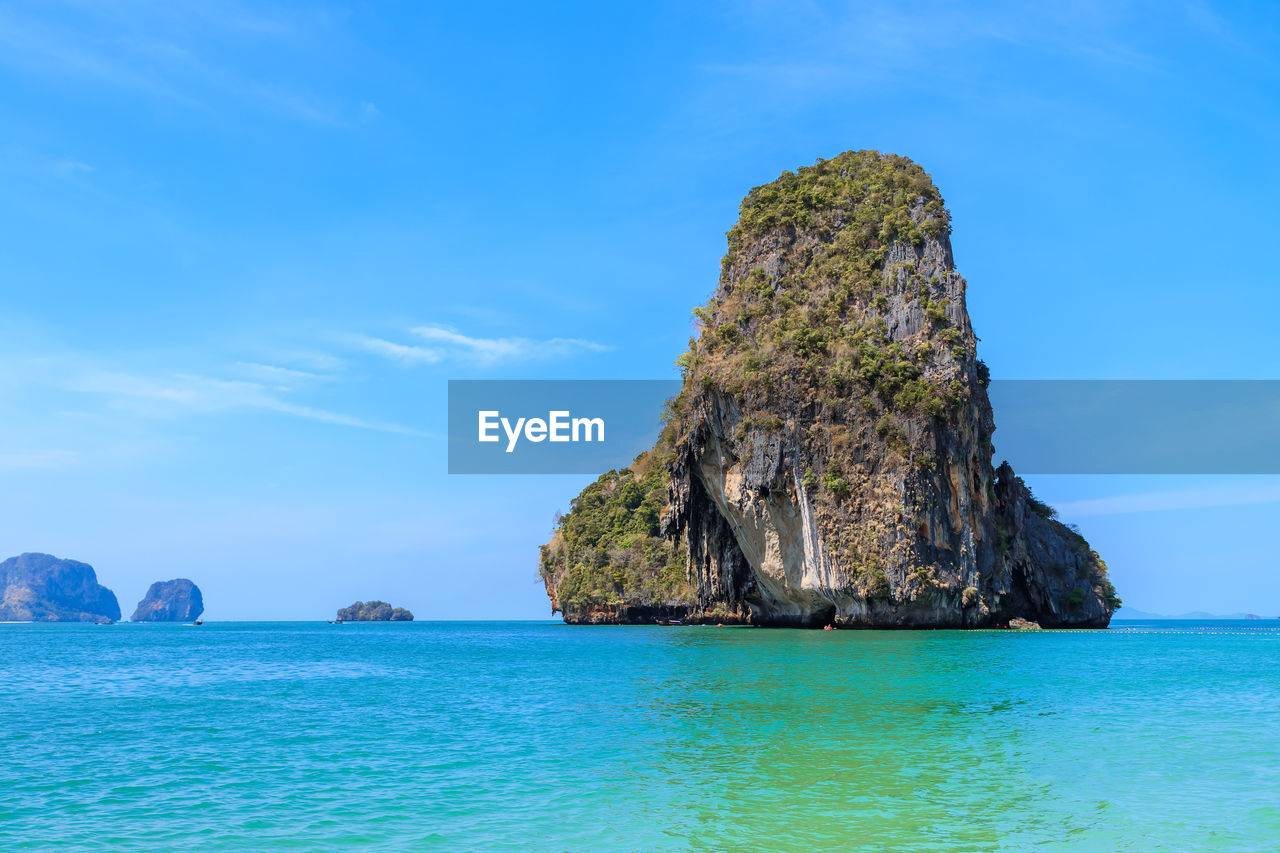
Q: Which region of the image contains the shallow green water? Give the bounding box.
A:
[1,621,1277,851]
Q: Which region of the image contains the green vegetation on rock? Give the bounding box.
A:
[728,152,949,244]
[669,151,968,443]
[538,458,693,618]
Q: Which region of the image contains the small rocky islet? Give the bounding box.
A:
[335,601,414,621]
[540,150,1120,629]
[131,579,205,622]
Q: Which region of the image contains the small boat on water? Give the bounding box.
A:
[667,619,682,625]
[93,621,115,626]
[193,619,203,626]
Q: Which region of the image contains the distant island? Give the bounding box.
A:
[0,552,120,622]
[132,579,204,622]
[1114,607,1271,620]
[337,601,414,621]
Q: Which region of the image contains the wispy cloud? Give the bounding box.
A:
[67,369,425,436]
[52,159,94,178]
[0,8,191,103]
[353,325,611,367]
[258,349,348,373]
[255,399,425,436]
[354,336,444,365]
[0,1,345,124]
[409,325,610,366]
[0,342,423,440]
[0,449,79,469]
[686,0,1177,126]
[234,361,331,384]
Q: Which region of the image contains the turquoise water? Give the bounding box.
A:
[2,622,1278,851]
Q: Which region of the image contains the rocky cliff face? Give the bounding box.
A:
[541,151,1119,628]
[0,553,121,622]
[131,579,204,622]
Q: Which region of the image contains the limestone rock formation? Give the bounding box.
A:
[540,150,1119,628]
[0,552,121,622]
[336,601,414,621]
[131,579,204,622]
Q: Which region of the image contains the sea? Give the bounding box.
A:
[1,620,1277,851]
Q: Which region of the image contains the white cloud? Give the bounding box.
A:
[354,336,443,365]
[255,399,427,436]
[234,361,330,384]
[52,159,94,177]
[71,370,426,436]
[0,2,342,124]
[262,350,347,372]
[0,328,436,483]
[70,370,201,404]
[406,325,611,365]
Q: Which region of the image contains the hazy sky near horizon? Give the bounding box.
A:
[2,0,1279,618]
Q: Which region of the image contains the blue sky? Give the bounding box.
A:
[2,0,1279,618]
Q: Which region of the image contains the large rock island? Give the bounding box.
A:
[336,601,414,621]
[131,579,204,622]
[540,150,1120,628]
[0,552,121,622]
